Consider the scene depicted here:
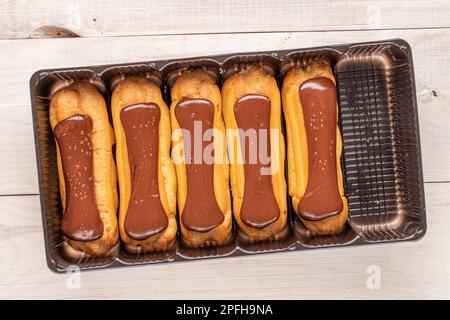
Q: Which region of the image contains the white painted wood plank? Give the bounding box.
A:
[1,0,449,39]
[0,182,445,299]
[0,105,37,195]
[0,29,448,195]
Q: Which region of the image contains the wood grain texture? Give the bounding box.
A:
[0,2,448,299]
[0,28,448,195]
[0,182,446,299]
[0,105,36,195]
[1,0,450,39]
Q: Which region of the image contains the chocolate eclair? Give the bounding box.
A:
[222,65,288,241]
[111,76,177,253]
[281,60,348,235]
[49,81,119,257]
[170,69,232,247]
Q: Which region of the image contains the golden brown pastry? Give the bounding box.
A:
[222,65,288,241]
[170,69,232,247]
[282,60,348,235]
[49,80,119,257]
[111,76,177,253]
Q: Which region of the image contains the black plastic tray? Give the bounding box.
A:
[30,39,426,272]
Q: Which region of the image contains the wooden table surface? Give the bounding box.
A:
[1,0,449,299]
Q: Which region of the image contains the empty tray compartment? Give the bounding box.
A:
[335,42,426,241]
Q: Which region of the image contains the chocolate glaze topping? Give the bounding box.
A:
[298,77,343,221]
[234,94,280,229]
[54,115,103,242]
[121,103,168,240]
[175,99,224,232]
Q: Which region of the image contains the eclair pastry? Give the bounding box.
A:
[111,76,177,253]
[222,65,288,241]
[282,60,348,235]
[170,69,232,247]
[49,80,119,257]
